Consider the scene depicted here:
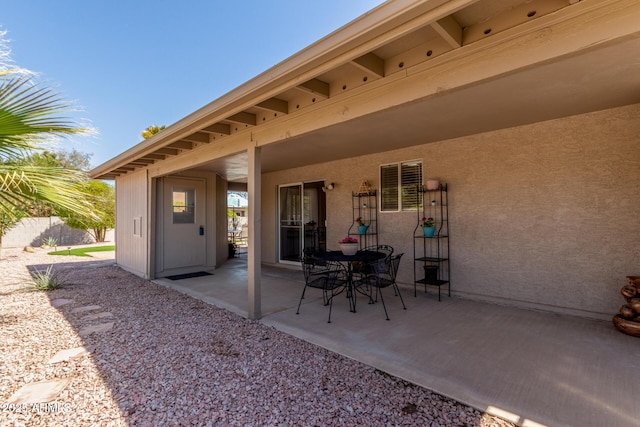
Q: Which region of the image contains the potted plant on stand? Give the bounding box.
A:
[421,217,436,238]
[356,217,368,235]
[339,236,359,255]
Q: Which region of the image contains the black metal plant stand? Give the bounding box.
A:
[347,190,378,250]
[413,183,450,300]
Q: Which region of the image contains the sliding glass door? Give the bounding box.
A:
[278,181,326,264]
[279,184,302,263]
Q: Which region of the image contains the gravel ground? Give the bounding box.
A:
[0,247,515,427]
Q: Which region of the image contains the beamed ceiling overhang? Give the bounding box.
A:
[90,0,640,181]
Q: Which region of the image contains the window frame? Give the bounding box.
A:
[379,159,423,212]
[171,187,196,224]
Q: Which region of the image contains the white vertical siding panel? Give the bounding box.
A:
[115,170,149,277]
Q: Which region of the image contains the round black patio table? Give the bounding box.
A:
[312,250,385,313]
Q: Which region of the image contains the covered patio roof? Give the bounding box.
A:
[90,0,640,182]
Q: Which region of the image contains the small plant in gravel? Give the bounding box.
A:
[43,237,58,248]
[30,265,62,290]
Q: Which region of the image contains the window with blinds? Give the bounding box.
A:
[380,160,422,211]
[380,164,399,211]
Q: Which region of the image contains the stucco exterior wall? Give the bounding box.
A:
[115,169,149,277]
[262,103,640,319]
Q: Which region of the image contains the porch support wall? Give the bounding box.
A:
[248,146,262,320]
[216,175,229,267]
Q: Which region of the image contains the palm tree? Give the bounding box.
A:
[141,124,166,139]
[0,34,92,251]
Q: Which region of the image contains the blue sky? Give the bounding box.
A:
[1,1,384,168]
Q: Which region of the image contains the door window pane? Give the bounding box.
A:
[173,188,195,224]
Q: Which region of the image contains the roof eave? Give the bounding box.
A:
[89,0,477,179]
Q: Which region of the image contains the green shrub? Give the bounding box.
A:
[43,237,58,247]
[31,265,61,290]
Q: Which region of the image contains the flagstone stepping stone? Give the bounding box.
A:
[83,312,113,320]
[48,346,94,364]
[7,378,72,404]
[50,298,74,307]
[78,322,114,337]
[71,305,101,314]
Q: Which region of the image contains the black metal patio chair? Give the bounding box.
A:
[358,253,406,320]
[353,244,394,278]
[297,258,347,323]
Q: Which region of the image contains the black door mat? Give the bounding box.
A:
[166,271,213,280]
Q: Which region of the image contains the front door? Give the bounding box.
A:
[161,177,206,273]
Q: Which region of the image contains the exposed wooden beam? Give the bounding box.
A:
[155,147,179,156]
[352,52,385,77]
[255,98,289,114]
[431,15,463,48]
[201,123,231,135]
[148,139,253,179]
[252,0,638,150]
[181,132,211,144]
[462,0,569,45]
[296,78,330,99]
[226,112,257,126]
[140,153,166,160]
[167,140,193,150]
[128,158,155,165]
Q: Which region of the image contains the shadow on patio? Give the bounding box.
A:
[155,257,640,427]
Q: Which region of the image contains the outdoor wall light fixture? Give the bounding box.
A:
[322,182,335,192]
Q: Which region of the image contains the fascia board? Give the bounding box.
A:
[89,0,478,179]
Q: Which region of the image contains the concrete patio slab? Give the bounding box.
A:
[267,292,640,427]
[155,261,303,318]
[155,257,640,427]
